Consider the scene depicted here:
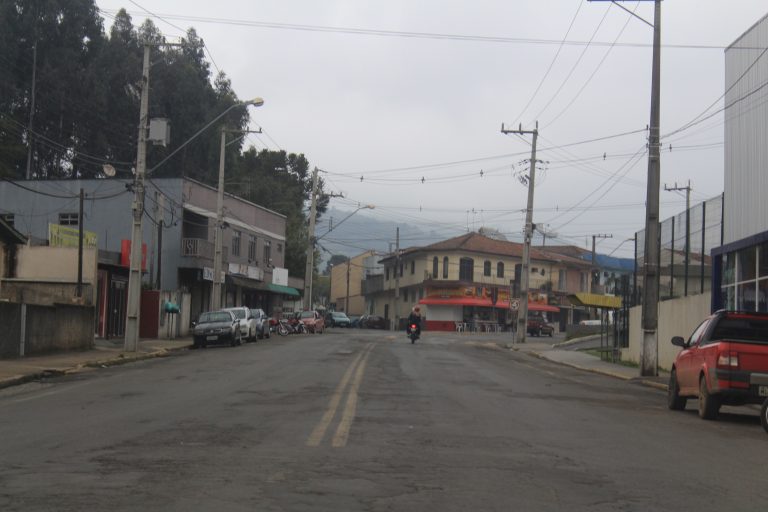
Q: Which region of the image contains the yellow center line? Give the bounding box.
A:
[306,343,374,447]
[331,346,374,448]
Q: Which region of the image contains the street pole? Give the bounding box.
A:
[25,41,37,180]
[664,180,692,296]
[345,257,351,313]
[76,188,84,298]
[394,227,400,331]
[304,167,319,310]
[156,192,164,291]
[211,127,228,311]
[124,43,150,352]
[211,124,263,311]
[501,122,539,344]
[641,0,662,377]
[591,234,613,294]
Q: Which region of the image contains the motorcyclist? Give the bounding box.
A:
[406,306,422,337]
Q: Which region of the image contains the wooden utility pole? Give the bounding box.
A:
[393,227,400,331]
[304,168,319,310]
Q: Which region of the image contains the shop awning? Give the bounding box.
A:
[529,303,560,313]
[227,275,301,297]
[568,293,622,309]
[267,283,301,297]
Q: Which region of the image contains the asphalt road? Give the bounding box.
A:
[0,329,766,511]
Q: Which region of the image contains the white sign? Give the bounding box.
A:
[203,267,214,281]
[272,267,289,286]
[510,299,520,311]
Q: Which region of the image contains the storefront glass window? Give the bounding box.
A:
[737,246,756,281]
[760,243,768,279]
[721,285,736,310]
[759,279,768,312]
[722,253,735,286]
[737,281,757,311]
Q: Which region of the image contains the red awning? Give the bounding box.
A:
[420,297,561,313]
[419,297,508,308]
[529,303,560,313]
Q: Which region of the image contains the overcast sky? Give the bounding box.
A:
[97,0,768,257]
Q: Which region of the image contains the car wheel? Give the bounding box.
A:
[761,400,768,433]
[265,326,270,339]
[698,375,720,420]
[667,369,687,411]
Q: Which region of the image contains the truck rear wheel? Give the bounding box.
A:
[698,375,720,420]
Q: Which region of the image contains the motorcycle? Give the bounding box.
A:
[407,323,420,344]
[277,317,307,336]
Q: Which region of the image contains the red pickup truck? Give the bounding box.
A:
[668,310,768,421]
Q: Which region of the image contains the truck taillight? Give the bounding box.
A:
[717,351,739,368]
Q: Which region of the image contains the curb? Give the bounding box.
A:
[0,344,192,391]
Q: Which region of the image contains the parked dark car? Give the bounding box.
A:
[249,308,270,339]
[527,315,554,337]
[363,315,388,329]
[348,315,362,328]
[328,311,351,328]
[192,310,241,348]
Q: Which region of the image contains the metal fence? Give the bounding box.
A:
[634,194,723,304]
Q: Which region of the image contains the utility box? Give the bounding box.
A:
[149,118,171,147]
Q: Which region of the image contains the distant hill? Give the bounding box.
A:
[315,208,457,265]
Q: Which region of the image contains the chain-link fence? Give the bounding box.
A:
[634,194,722,305]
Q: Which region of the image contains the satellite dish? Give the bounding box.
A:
[102,164,116,177]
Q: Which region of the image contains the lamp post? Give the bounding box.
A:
[211,97,264,311]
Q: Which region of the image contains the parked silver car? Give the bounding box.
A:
[222,307,258,342]
[249,308,270,339]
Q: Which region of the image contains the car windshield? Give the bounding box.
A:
[250,310,262,318]
[300,311,315,319]
[199,312,231,323]
[227,309,245,319]
[333,313,348,319]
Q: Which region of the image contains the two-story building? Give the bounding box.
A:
[0,177,300,337]
[363,232,594,331]
[329,250,379,316]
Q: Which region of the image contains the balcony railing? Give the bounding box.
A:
[181,238,228,262]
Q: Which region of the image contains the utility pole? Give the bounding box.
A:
[664,180,691,296]
[76,188,84,298]
[304,167,320,310]
[211,126,262,311]
[501,122,539,344]
[590,0,660,379]
[25,41,37,180]
[345,257,351,313]
[156,192,164,290]
[591,234,613,294]
[641,0,662,377]
[394,227,400,331]
[124,43,151,352]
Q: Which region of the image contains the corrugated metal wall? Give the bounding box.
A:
[724,13,768,244]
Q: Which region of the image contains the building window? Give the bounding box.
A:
[399,262,404,277]
[264,240,271,266]
[386,267,390,280]
[411,260,415,275]
[459,257,474,281]
[443,257,449,279]
[484,260,491,277]
[59,212,79,226]
[277,243,283,253]
[1,213,14,227]
[231,230,241,256]
[248,235,257,262]
[558,269,567,291]
[432,257,438,278]
[497,262,504,278]
[580,272,588,292]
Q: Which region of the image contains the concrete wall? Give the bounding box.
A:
[0,302,94,358]
[0,280,94,306]
[623,293,711,371]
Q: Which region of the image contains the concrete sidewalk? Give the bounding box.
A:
[0,337,192,390]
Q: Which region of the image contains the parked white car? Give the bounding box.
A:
[222,307,258,342]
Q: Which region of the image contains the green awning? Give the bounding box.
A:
[568,293,622,309]
[267,283,301,297]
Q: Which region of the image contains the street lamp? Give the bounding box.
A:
[211,97,264,311]
[305,204,374,311]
